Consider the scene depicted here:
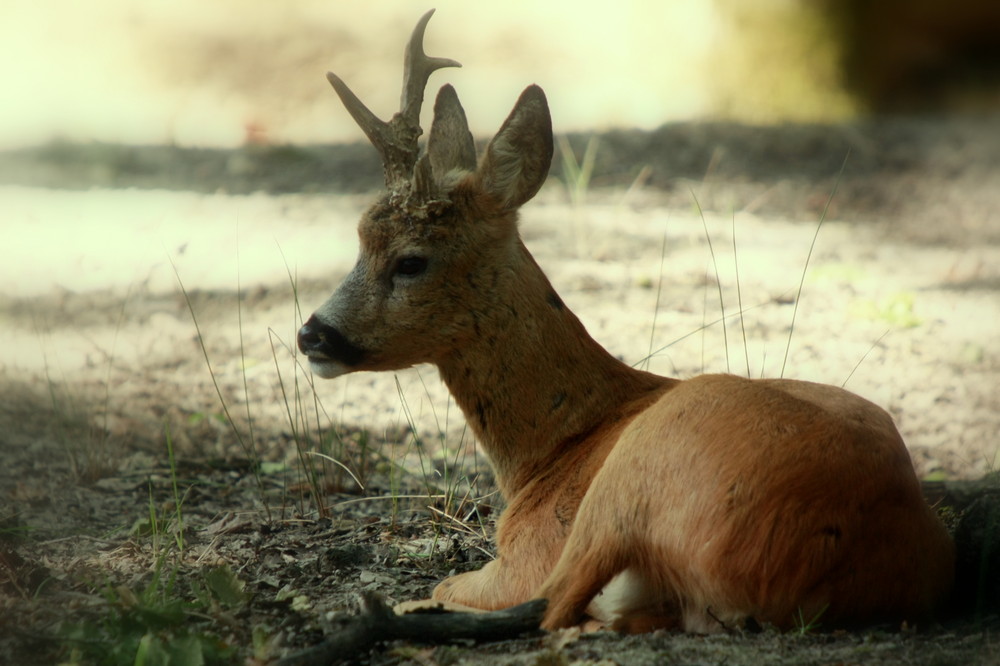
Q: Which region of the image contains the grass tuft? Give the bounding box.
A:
[171,259,271,520]
[780,150,849,378]
[691,188,730,374]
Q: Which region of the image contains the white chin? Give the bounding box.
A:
[309,359,350,379]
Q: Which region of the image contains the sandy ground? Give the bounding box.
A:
[3,177,998,480]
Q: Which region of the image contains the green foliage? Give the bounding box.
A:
[792,604,828,635]
[197,565,248,608]
[59,425,243,664]
[557,134,600,208]
[59,562,244,665]
[851,292,923,328]
[186,411,227,427]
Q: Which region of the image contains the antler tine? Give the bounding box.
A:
[326,71,391,158]
[327,9,459,191]
[400,9,462,126]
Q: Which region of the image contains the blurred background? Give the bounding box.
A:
[3,0,999,149]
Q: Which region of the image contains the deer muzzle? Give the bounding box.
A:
[297,315,367,379]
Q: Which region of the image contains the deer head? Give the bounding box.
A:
[298,10,553,381]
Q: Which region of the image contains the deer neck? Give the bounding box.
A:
[436,240,669,498]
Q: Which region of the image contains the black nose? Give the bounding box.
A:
[297,315,367,366]
[297,316,325,354]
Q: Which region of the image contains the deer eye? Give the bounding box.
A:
[394,256,428,277]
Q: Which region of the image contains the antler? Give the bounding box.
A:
[327,9,461,191]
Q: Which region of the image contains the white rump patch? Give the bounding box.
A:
[586,569,656,625]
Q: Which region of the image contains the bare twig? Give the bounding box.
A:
[275,592,546,666]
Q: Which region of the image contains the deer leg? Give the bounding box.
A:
[531,486,636,630]
[430,485,577,611]
[536,541,623,629]
[432,557,540,610]
[533,446,685,632]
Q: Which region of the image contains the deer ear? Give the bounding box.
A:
[427,84,477,181]
[476,85,553,210]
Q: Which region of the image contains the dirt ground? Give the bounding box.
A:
[1,116,999,664]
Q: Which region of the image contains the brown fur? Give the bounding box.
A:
[299,18,954,633]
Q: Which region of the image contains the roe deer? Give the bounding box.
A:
[297,10,954,632]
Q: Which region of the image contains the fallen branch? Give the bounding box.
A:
[274,593,547,666]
